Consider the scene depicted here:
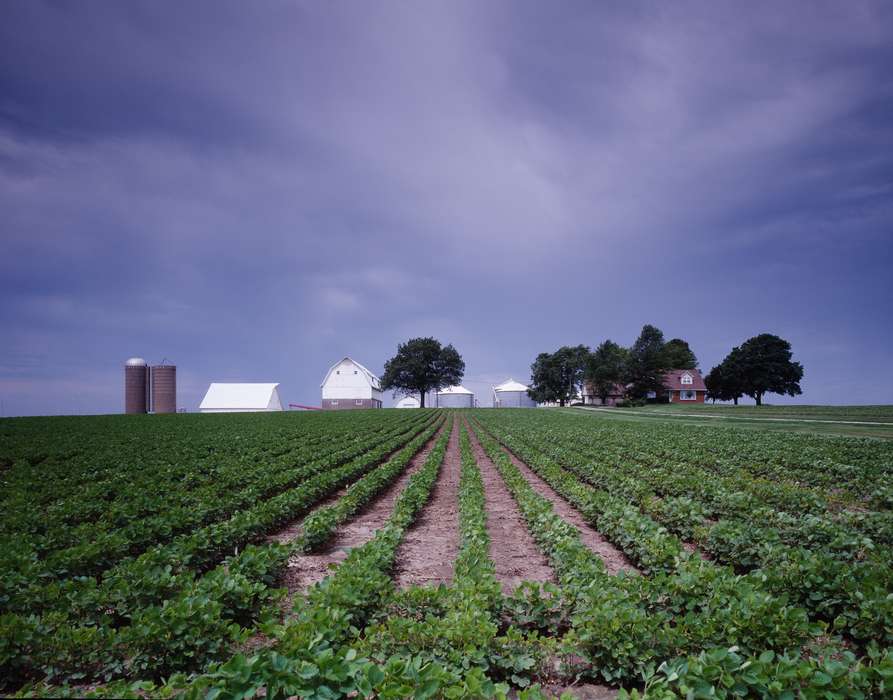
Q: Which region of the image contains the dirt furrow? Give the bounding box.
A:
[392,417,461,588]
[281,422,447,595]
[464,419,555,593]
[475,422,638,576]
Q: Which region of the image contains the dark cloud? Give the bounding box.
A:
[1,0,892,415]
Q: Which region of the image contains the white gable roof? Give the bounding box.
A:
[437,384,473,395]
[494,378,528,393]
[200,383,281,410]
[320,356,381,390]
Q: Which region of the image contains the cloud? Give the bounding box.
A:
[1,0,892,413]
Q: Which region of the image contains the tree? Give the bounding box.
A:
[625,324,670,400]
[736,333,803,406]
[381,337,465,408]
[662,338,698,370]
[586,340,628,404]
[528,345,590,407]
[705,347,745,405]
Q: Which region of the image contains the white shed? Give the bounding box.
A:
[436,385,474,408]
[395,396,421,409]
[199,383,283,413]
[493,378,536,408]
[321,357,383,409]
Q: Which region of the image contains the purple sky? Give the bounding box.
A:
[2,1,892,415]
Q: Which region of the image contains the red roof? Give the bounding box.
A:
[662,369,706,392]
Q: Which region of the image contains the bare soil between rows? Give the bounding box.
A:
[472,420,638,576]
[392,417,461,588]
[464,418,555,593]
[281,421,448,595]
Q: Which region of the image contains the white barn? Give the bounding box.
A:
[199,383,283,413]
[321,357,383,410]
[395,396,421,409]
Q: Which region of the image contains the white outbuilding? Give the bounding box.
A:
[493,378,536,408]
[436,385,474,408]
[321,357,383,409]
[395,396,421,409]
[199,383,283,413]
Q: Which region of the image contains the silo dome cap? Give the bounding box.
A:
[125,357,148,366]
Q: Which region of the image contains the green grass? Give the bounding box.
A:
[634,403,893,423]
[567,404,893,439]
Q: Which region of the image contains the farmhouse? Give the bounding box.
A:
[199,383,283,412]
[661,368,707,403]
[493,378,536,408]
[321,356,383,410]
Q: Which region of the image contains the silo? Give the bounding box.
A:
[436,385,474,408]
[493,379,537,408]
[151,364,177,414]
[124,357,149,414]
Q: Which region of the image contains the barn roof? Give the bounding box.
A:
[494,378,529,393]
[320,356,382,390]
[663,369,707,391]
[200,383,281,410]
[437,384,473,395]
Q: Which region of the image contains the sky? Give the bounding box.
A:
[1,0,892,416]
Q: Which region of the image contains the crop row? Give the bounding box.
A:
[1,415,443,689]
[480,414,893,649]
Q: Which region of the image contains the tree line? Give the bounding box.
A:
[528,325,803,407]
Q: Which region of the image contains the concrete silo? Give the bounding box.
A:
[151,363,177,413]
[124,358,149,414]
[436,385,474,408]
[493,378,536,408]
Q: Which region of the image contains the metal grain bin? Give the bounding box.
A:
[151,364,177,414]
[124,357,149,414]
[493,379,536,408]
[436,385,474,408]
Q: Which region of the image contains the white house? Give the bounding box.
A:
[321,357,383,410]
[199,383,283,413]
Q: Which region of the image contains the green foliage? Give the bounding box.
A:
[380,337,465,407]
[585,339,628,403]
[661,338,698,371]
[528,345,589,406]
[625,324,671,399]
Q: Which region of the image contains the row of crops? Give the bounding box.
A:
[1,408,892,697]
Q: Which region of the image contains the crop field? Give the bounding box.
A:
[1,408,892,698]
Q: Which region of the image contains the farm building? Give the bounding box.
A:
[493,379,536,408]
[436,385,474,408]
[321,357,383,409]
[199,383,283,413]
[660,369,707,403]
[582,382,626,406]
[395,396,421,409]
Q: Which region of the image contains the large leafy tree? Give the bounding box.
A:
[586,340,628,404]
[705,347,745,404]
[736,333,803,406]
[662,338,698,370]
[381,337,465,408]
[625,324,670,399]
[528,345,590,407]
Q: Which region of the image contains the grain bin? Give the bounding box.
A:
[493,378,536,408]
[151,363,177,414]
[124,357,149,414]
[436,385,474,408]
